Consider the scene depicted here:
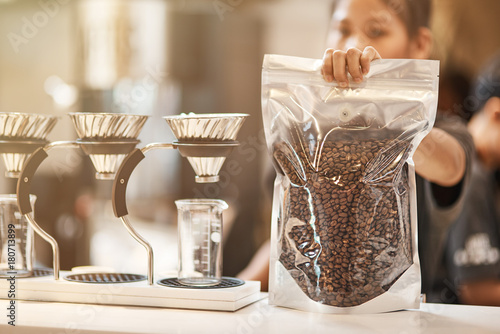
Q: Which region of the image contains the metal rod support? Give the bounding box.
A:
[112,143,174,283]
[43,141,80,152]
[120,216,154,285]
[17,142,77,280]
[141,142,175,154]
[26,213,59,280]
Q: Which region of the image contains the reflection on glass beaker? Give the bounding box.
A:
[0,194,36,277]
[175,199,228,287]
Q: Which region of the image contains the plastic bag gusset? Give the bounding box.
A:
[262,55,438,312]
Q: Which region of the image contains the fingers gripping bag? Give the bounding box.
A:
[262,55,439,313]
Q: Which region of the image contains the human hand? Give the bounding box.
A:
[321,46,381,87]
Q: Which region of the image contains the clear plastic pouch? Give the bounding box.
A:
[262,55,439,313]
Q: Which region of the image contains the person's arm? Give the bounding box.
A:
[459,279,500,306]
[236,240,270,291]
[413,128,466,187]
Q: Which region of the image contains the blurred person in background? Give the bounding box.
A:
[436,54,500,306]
[239,0,474,300]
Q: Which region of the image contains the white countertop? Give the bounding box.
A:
[2,297,500,334]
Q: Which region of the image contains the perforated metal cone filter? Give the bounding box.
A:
[163,113,247,182]
[69,113,149,179]
[0,113,57,139]
[69,112,148,139]
[2,153,28,178]
[163,113,247,141]
[187,156,226,182]
[0,113,57,177]
[89,154,128,180]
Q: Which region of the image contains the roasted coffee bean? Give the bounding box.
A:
[274,139,413,307]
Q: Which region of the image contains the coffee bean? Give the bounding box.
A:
[273,138,413,307]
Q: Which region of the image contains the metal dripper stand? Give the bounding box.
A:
[0,112,260,311]
[0,113,58,278]
[112,113,248,286]
[15,112,149,281]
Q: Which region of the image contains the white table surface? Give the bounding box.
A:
[1,297,500,334]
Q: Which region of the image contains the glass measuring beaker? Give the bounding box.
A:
[175,199,228,286]
[0,194,36,277]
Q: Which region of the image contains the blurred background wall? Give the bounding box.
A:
[1,0,500,276]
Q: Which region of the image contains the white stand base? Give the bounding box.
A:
[0,272,262,311]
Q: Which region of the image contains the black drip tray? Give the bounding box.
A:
[32,268,53,278]
[157,277,245,289]
[64,272,146,283]
[12,268,53,279]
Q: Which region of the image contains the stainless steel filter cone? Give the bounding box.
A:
[70,112,147,140]
[0,113,57,139]
[164,113,247,142]
[186,156,226,183]
[88,154,129,179]
[69,113,149,180]
[164,113,248,183]
[2,153,31,178]
[0,113,57,178]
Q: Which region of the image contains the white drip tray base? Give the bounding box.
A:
[0,272,262,311]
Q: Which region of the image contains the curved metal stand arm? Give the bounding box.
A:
[16,141,77,280]
[121,216,154,285]
[26,213,60,280]
[112,143,174,285]
[17,148,48,215]
[112,143,175,217]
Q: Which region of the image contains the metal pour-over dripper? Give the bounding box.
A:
[111,112,248,285]
[69,112,149,180]
[0,113,58,279]
[163,113,247,183]
[15,112,149,281]
[0,113,57,178]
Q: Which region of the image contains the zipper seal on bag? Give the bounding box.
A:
[262,56,440,92]
[262,70,438,91]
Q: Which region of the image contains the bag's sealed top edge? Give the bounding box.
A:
[262,54,439,90]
